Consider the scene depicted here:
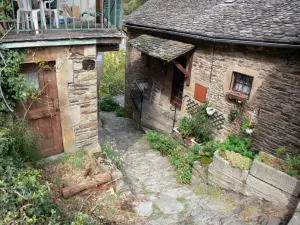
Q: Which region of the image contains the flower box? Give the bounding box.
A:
[226,90,248,103]
[250,154,300,197]
[191,138,203,147]
[172,127,182,139]
[212,150,249,182]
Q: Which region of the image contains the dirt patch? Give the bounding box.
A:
[40,151,141,224]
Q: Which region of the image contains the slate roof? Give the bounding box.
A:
[128,35,195,61]
[125,0,300,45]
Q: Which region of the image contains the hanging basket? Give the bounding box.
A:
[226,90,248,103]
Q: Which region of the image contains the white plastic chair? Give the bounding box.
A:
[43,0,59,28]
[15,0,46,34]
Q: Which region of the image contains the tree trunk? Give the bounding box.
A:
[62,172,112,199]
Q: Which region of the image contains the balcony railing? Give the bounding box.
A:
[0,0,122,35]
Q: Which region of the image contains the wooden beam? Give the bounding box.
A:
[172,60,189,77]
[186,51,194,86]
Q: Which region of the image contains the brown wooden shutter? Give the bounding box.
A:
[194,83,207,103]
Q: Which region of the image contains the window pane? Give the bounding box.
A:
[24,72,39,89]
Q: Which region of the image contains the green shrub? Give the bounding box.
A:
[116,106,125,117]
[145,131,178,156]
[99,50,125,97]
[193,140,221,161]
[99,95,120,112]
[0,160,60,224]
[146,131,200,184]
[179,117,194,138]
[0,49,35,112]
[219,134,255,159]
[178,102,214,143]
[170,146,198,184]
[0,115,41,162]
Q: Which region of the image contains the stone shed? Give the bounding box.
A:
[124,0,300,155]
[1,32,122,157]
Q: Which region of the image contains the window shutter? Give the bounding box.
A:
[194,83,207,103]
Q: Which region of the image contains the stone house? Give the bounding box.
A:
[124,0,300,155]
[0,0,123,157]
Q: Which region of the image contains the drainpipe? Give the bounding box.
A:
[125,24,300,49]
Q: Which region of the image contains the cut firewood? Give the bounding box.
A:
[62,172,112,199]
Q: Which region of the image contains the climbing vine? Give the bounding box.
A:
[0,48,35,112]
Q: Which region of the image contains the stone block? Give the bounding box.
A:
[78,71,97,81]
[65,105,81,126]
[191,161,208,184]
[245,175,299,208]
[208,164,247,195]
[212,150,249,182]
[74,61,83,70]
[250,159,300,197]
[84,45,97,57]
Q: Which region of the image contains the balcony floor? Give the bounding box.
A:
[1,21,123,44]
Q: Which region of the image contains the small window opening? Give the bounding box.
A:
[82,59,95,70]
[231,72,253,97]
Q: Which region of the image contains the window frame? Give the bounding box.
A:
[230,72,254,99]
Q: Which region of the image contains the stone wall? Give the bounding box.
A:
[126,27,300,155]
[56,45,99,152]
[188,44,300,155]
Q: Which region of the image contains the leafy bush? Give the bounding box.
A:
[178,102,214,143]
[170,146,199,184]
[116,105,125,117]
[99,95,120,112]
[145,131,178,156]
[99,50,125,96]
[179,117,194,138]
[219,134,255,159]
[0,114,41,162]
[193,140,221,167]
[0,160,60,224]
[0,49,35,112]
[146,131,200,184]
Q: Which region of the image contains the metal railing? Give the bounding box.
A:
[0,0,122,34]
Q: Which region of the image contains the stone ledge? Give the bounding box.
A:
[245,175,299,208]
[208,164,247,195]
[212,150,249,182]
[250,159,300,197]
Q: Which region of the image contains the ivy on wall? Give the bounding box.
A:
[0,49,35,112]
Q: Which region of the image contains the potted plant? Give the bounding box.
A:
[179,117,194,144]
[206,107,216,116]
[252,148,300,197]
[172,127,182,139]
[241,112,256,135]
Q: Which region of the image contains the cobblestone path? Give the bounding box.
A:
[99,112,287,225]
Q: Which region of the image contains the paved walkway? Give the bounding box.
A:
[99,112,285,225]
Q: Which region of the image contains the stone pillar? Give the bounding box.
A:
[56,45,100,152]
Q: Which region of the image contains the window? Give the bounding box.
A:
[24,72,39,89]
[231,72,253,97]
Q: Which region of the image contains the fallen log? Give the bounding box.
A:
[62,172,112,199]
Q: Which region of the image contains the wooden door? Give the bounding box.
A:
[18,62,64,157]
